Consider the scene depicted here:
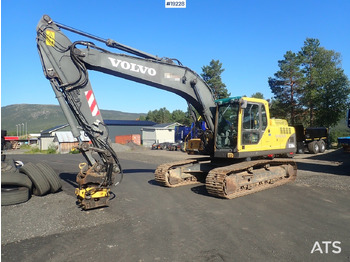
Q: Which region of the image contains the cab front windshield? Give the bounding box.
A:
[216,102,239,149]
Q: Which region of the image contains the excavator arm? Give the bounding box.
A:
[36,15,216,209]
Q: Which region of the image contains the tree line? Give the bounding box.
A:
[268,38,350,127]
[140,59,228,125]
[142,39,350,128]
[139,108,192,126]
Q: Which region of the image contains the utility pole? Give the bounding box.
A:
[26,122,28,143]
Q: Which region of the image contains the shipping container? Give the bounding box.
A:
[115,134,141,145]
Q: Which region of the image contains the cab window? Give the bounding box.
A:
[242,103,262,145]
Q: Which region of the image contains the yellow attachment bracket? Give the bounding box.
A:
[75,187,110,200]
[186,138,204,152]
[45,30,55,46]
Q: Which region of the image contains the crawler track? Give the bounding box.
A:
[154,159,204,187]
[155,158,297,200]
[206,159,297,199]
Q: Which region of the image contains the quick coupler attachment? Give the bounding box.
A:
[75,186,110,210]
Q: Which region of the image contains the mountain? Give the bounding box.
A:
[1,104,146,135]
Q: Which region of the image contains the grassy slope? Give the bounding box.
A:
[1,104,145,135]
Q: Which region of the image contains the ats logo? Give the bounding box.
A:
[311,241,341,254]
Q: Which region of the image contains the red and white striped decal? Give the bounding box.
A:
[85,90,100,117]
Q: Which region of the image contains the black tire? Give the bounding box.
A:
[1,172,33,189]
[1,186,31,206]
[317,140,326,153]
[36,162,62,193]
[19,162,50,196]
[296,142,305,154]
[308,141,319,154]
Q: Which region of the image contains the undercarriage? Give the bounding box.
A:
[155,158,297,199]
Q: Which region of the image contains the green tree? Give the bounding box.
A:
[155,108,171,123]
[269,98,287,120]
[313,65,350,127]
[251,92,264,99]
[269,38,350,127]
[145,110,157,122]
[268,51,304,125]
[145,108,193,125]
[298,38,321,126]
[146,108,185,124]
[299,38,350,127]
[201,59,230,99]
[171,109,191,126]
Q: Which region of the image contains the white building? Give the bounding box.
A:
[53,131,90,154]
[39,125,90,153]
[39,124,69,151]
[141,123,180,147]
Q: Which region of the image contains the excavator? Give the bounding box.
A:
[36,15,297,210]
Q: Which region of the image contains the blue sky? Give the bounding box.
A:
[1,0,350,115]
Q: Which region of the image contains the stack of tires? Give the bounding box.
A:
[1,161,62,206]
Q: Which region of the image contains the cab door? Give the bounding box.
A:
[240,102,268,150]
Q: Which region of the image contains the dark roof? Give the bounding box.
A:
[104,120,156,126]
[41,124,69,135]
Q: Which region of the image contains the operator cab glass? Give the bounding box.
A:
[241,103,267,145]
[215,98,240,150]
[215,97,268,151]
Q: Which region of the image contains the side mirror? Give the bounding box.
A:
[240,99,247,109]
[347,109,350,128]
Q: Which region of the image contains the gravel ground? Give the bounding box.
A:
[112,144,350,191]
[1,192,121,245]
[292,149,350,191]
[4,143,350,183]
[1,144,196,245]
[112,143,199,166]
[2,144,349,246]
